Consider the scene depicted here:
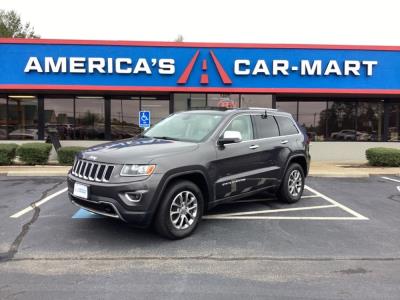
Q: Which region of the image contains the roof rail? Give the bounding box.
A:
[247,107,278,111]
[189,106,230,111]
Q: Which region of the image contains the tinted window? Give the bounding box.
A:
[223,115,253,141]
[253,115,279,138]
[275,116,299,136]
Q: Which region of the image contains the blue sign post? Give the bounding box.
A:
[139,111,150,128]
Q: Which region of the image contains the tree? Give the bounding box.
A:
[174,34,184,42]
[0,9,39,38]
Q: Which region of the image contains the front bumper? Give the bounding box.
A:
[67,173,163,227]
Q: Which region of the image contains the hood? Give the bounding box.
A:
[78,137,199,164]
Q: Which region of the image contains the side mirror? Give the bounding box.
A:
[218,130,242,145]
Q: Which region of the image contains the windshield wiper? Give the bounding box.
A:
[152,136,180,141]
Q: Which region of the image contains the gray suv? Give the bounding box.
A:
[68,108,310,239]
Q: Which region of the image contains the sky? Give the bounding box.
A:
[2,0,400,45]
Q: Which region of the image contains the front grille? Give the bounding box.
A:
[72,159,114,182]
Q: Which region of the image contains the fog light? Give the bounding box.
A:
[126,192,142,202]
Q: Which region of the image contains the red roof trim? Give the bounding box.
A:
[1,84,400,95]
[0,38,400,51]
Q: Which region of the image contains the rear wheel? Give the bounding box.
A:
[278,163,305,203]
[154,180,204,239]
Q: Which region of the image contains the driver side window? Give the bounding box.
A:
[223,115,254,141]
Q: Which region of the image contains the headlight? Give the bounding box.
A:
[120,164,156,177]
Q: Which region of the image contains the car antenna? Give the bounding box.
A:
[261,109,268,119]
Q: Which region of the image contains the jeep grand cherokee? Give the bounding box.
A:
[68,108,310,239]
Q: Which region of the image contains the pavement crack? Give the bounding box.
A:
[0,205,40,263]
[0,180,65,263]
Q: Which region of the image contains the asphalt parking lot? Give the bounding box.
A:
[1,175,400,299]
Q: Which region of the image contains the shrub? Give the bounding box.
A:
[57,146,86,165]
[17,143,52,165]
[0,144,18,165]
[366,147,400,167]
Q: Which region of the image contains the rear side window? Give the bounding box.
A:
[252,115,279,138]
[275,116,299,136]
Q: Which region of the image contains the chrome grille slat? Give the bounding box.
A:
[72,159,115,182]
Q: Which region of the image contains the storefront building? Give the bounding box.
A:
[0,39,399,142]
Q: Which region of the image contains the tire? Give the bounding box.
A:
[278,163,305,204]
[154,180,204,240]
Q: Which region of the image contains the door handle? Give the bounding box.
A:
[249,145,259,150]
[280,140,288,144]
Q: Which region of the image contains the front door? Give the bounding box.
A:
[214,114,262,200]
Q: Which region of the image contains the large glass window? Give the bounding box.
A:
[326,101,356,141]
[276,101,298,119]
[141,97,170,125]
[208,94,239,108]
[174,93,189,112]
[111,98,140,139]
[8,96,38,140]
[298,101,328,141]
[190,94,207,108]
[75,97,105,140]
[388,102,400,141]
[241,94,272,108]
[0,98,6,140]
[357,102,384,141]
[44,98,74,140]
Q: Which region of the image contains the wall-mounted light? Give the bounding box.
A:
[75,96,104,100]
[8,95,36,99]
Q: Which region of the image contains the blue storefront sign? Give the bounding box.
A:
[139,111,150,128]
[1,39,400,94]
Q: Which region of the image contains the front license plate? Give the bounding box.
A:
[73,182,88,199]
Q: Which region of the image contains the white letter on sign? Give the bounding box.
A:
[116,58,132,74]
[301,60,322,75]
[273,60,289,75]
[70,57,86,73]
[45,57,67,73]
[324,60,342,76]
[133,58,151,74]
[158,59,175,74]
[344,60,360,76]
[362,61,378,76]
[24,57,43,73]
[234,60,250,75]
[252,60,270,75]
[88,57,106,73]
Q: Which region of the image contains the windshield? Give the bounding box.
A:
[144,112,224,142]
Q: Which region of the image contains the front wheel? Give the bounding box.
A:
[278,163,305,203]
[154,180,204,240]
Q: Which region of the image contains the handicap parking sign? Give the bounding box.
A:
[139,111,151,128]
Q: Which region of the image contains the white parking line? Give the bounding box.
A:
[204,204,336,219]
[381,176,400,183]
[204,216,366,220]
[205,185,369,221]
[10,187,68,218]
[304,185,369,220]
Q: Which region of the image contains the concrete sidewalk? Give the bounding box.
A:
[309,161,400,177]
[0,162,398,178]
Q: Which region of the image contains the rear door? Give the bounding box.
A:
[251,114,285,188]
